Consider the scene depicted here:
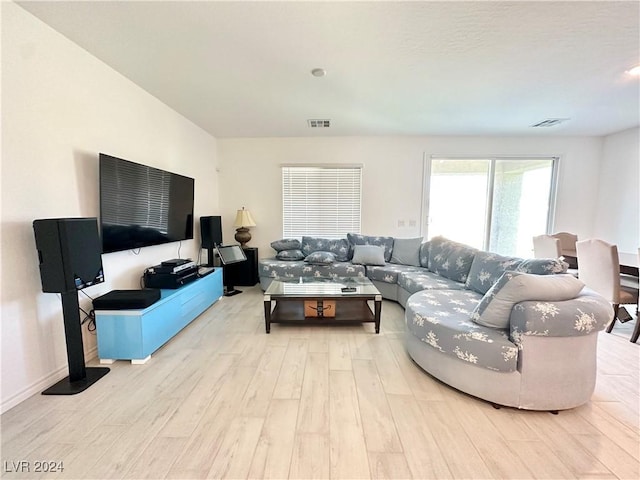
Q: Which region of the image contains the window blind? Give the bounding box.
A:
[282,166,362,238]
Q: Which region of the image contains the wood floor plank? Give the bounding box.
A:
[289,433,330,479]
[329,334,353,370]
[296,352,329,434]
[352,359,403,453]
[247,399,299,479]
[329,370,371,479]
[239,344,287,417]
[206,416,264,479]
[369,336,412,395]
[272,338,308,399]
[122,436,188,479]
[367,452,413,480]
[386,394,452,479]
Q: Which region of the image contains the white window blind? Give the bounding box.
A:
[282,165,362,238]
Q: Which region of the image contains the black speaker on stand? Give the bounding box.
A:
[200,216,223,267]
[33,218,110,395]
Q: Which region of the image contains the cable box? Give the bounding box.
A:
[93,289,161,310]
[161,258,192,267]
[154,261,197,274]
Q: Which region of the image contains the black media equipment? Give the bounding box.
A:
[216,245,247,296]
[33,217,110,395]
[143,258,199,289]
[200,216,223,248]
[200,216,223,267]
[99,153,195,254]
[93,289,161,310]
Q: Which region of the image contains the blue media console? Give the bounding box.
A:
[95,269,223,364]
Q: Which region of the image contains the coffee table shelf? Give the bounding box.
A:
[263,277,382,333]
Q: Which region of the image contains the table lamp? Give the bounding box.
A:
[233,207,256,247]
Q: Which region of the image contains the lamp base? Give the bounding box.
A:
[234,227,251,248]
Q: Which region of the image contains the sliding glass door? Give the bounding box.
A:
[425,157,557,257]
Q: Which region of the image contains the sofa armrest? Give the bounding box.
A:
[509,288,612,347]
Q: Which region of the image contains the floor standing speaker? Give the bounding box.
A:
[200,216,223,266]
[32,218,109,395]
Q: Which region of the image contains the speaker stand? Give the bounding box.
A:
[42,291,109,395]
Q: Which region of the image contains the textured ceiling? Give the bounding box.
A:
[16,1,640,137]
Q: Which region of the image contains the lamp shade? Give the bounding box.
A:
[233,208,256,228]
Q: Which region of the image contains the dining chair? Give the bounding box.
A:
[533,235,562,258]
[552,232,578,256]
[576,239,639,342]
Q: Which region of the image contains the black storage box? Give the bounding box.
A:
[92,289,161,310]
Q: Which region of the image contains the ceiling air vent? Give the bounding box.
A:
[307,119,331,128]
[530,118,570,128]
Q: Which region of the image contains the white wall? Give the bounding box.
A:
[217,135,604,257]
[1,3,219,412]
[593,127,639,255]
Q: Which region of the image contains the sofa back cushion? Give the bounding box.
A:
[347,233,394,262]
[390,237,423,267]
[427,236,477,283]
[301,236,350,262]
[419,241,430,267]
[465,251,523,294]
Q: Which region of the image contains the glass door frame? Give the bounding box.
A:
[421,154,560,252]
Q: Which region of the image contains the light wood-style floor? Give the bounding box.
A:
[2,286,639,479]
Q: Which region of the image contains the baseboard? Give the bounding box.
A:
[0,345,99,414]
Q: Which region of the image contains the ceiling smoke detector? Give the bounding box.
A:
[307,119,331,128]
[530,118,570,128]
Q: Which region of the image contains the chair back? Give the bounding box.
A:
[533,235,561,258]
[552,232,578,256]
[576,239,621,303]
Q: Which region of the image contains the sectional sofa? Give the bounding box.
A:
[259,234,612,410]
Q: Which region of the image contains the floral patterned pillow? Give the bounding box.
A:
[471,271,584,329]
[516,258,568,275]
[347,233,394,262]
[276,249,305,261]
[304,251,336,265]
[270,238,302,252]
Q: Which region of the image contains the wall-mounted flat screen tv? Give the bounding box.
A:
[99,153,194,254]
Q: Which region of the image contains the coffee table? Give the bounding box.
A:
[263,276,382,333]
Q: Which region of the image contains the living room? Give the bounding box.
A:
[1,1,639,478]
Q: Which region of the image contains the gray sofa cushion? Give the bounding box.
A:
[465,251,523,295]
[347,233,394,262]
[366,264,424,284]
[471,272,585,329]
[271,238,302,252]
[305,251,336,265]
[427,236,477,283]
[419,241,430,267]
[301,236,350,262]
[398,270,467,294]
[259,258,366,280]
[390,237,423,267]
[351,245,386,266]
[406,289,518,373]
[276,249,305,261]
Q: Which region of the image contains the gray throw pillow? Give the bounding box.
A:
[390,237,423,267]
[351,245,386,266]
[516,258,568,275]
[271,238,302,252]
[304,251,336,265]
[301,236,350,262]
[276,249,305,261]
[471,271,585,329]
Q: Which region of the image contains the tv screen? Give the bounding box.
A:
[99,153,194,253]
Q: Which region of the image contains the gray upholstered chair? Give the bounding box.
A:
[576,239,639,342]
